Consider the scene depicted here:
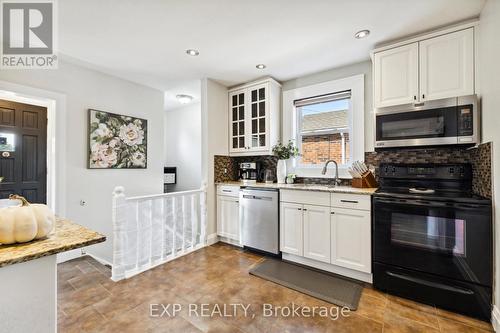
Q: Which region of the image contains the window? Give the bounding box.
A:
[282,74,364,178]
[0,133,15,152]
[295,91,351,166]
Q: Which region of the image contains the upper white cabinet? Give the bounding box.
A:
[228,78,281,156]
[373,26,475,108]
[419,29,474,101]
[374,43,419,107]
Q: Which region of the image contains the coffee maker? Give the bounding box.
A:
[239,162,261,184]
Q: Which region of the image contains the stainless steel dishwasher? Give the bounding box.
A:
[239,187,279,255]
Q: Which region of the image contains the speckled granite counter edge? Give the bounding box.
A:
[215,181,377,195]
[0,218,106,268]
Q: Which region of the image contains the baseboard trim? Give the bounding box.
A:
[218,236,243,248]
[86,253,113,268]
[282,253,373,283]
[206,233,219,246]
[56,249,83,263]
[492,305,500,332]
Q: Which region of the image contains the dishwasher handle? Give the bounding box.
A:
[242,194,273,201]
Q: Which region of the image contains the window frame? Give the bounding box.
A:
[282,74,365,179]
[296,97,351,167]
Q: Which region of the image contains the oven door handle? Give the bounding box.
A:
[374,198,448,207]
[386,271,474,295]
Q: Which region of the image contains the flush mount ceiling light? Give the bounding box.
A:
[185,49,199,56]
[256,64,266,69]
[176,94,194,104]
[354,30,370,39]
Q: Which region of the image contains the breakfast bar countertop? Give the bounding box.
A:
[215,181,377,195]
[0,218,106,268]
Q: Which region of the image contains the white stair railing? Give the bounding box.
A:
[111,184,207,281]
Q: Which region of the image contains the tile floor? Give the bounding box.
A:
[58,243,493,332]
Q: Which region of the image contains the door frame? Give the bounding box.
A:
[0,80,67,216]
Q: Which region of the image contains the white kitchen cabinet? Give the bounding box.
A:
[217,195,240,242]
[374,43,419,108]
[280,189,372,282]
[280,202,303,256]
[330,207,371,273]
[419,29,474,101]
[228,78,281,156]
[373,26,475,108]
[303,204,331,263]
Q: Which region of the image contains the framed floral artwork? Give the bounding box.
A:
[88,109,147,169]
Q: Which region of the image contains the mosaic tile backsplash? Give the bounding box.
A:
[214,142,492,198]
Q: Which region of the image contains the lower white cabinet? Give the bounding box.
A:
[280,202,303,256]
[331,207,371,273]
[303,205,331,263]
[281,203,331,263]
[216,195,240,241]
[280,190,372,280]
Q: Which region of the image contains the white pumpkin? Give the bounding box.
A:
[31,203,56,239]
[0,195,55,244]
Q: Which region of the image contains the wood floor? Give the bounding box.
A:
[57,243,493,332]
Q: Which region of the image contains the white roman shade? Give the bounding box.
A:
[293,90,351,107]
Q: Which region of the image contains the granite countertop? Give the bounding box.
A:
[216,181,377,195]
[0,218,106,268]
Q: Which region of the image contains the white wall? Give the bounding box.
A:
[164,102,202,192]
[201,78,228,237]
[282,60,374,152]
[0,60,164,263]
[478,0,500,324]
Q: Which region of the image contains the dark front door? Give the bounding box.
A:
[0,99,47,203]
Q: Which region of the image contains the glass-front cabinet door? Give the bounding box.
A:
[228,78,280,156]
[229,90,246,152]
[248,83,268,150]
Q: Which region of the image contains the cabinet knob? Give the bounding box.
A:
[422,94,425,99]
[330,211,335,215]
[413,95,416,101]
[298,208,302,211]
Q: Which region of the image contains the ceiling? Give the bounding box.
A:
[59,0,486,95]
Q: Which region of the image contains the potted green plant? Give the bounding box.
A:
[286,173,297,184]
[272,141,299,184]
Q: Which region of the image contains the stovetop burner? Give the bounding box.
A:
[374,163,490,205]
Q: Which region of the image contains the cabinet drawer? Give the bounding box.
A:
[217,185,240,197]
[281,190,330,206]
[331,193,370,211]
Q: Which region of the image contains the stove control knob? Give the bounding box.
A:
[449,167,455,174]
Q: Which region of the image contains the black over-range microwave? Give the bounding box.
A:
[375,95,479,149]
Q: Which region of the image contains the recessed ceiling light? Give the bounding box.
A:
[256,64,266,69]
[176,94,194,104]
[185,49,199,56]
[354,30,370,39]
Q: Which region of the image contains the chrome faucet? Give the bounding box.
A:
[321,160,341,186]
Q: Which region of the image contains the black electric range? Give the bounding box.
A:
[372,163,492,321]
